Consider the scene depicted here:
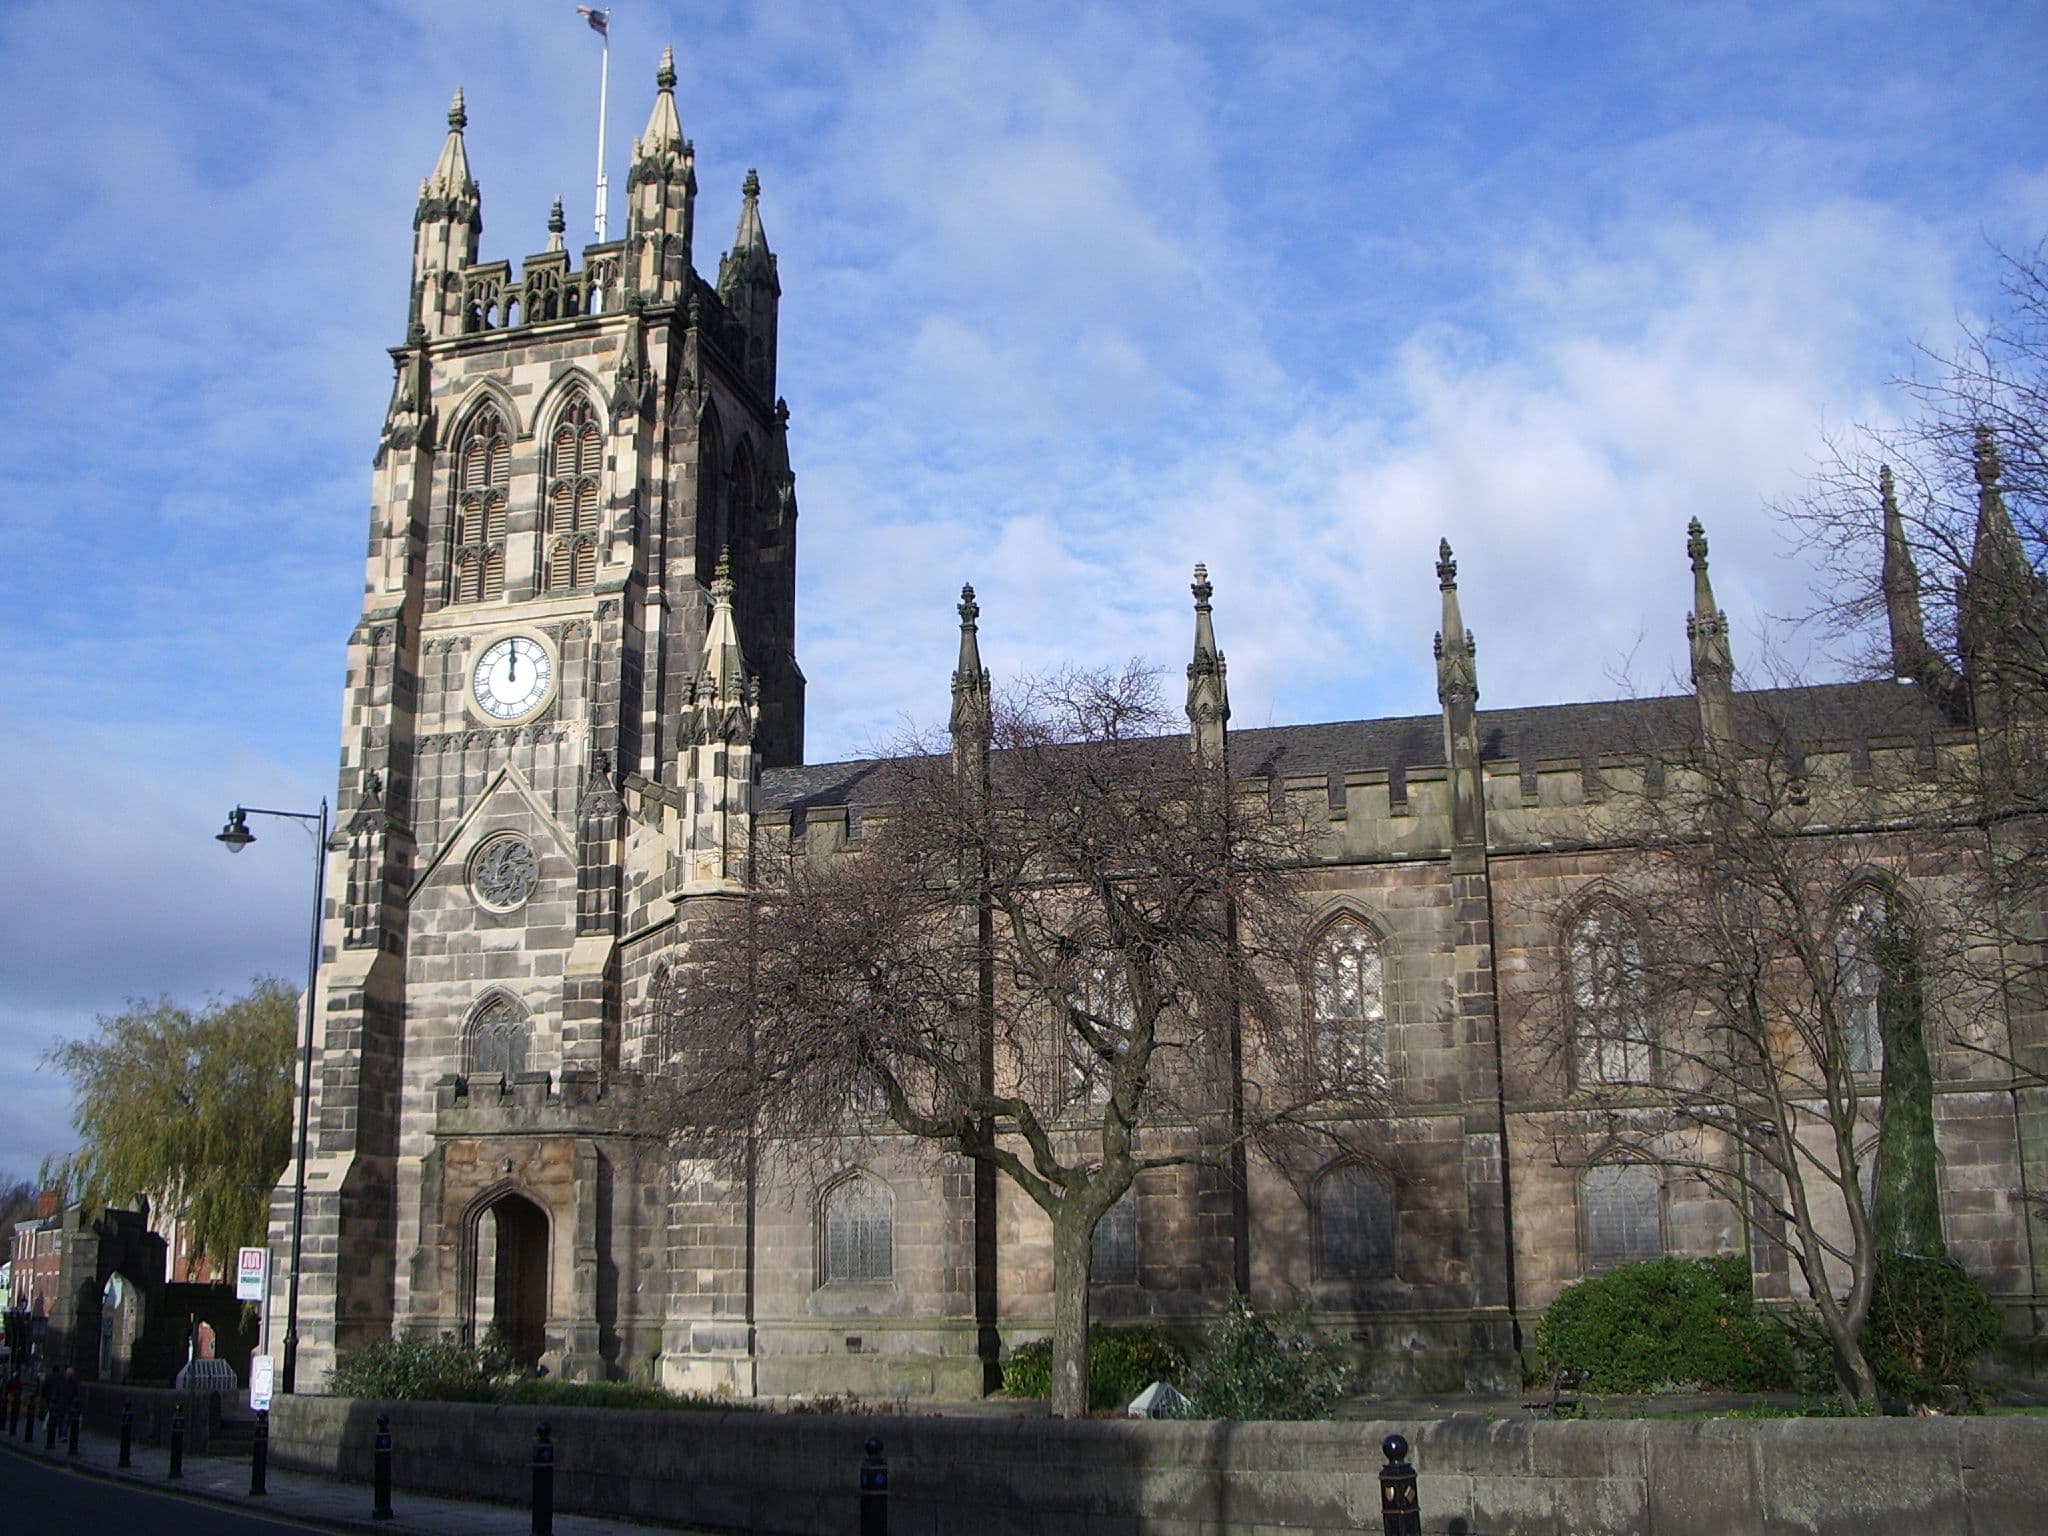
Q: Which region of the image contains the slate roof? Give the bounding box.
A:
[757,679,1963,816]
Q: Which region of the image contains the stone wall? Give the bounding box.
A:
[268,1398,2048,1535]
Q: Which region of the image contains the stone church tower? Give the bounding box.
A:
[279,53,801,1386]
[275,55,2048,1402]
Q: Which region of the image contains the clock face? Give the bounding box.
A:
[472,635,554,720]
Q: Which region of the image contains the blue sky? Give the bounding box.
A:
[0,0,2042,1180]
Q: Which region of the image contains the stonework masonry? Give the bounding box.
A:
[273,54,2048,1399]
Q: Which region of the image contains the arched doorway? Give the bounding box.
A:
[473,1192,549,1368]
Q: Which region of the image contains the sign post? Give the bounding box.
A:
[236,1247,269,1303]
[250,1355,275,1413]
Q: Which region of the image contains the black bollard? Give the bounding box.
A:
[371,1412,394,1521]
[4,1385,15,1436]
[530,1421,555,1536]
[859,1436,888,1536]
[118,1401,133,1468]
[1379,1432,1420,1536]
[249,1409,269,1496]
[168,1405,185,1479]
[21,1392,34,1443]
[66,1405,80,1457]
[44,1398,57,1451]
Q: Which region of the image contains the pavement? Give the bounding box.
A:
[0,1407,700,1535]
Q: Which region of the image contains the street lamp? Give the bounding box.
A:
[217,798,329,1395]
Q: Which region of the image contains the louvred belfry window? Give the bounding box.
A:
[451,407,511,603]
[544,394,603,592]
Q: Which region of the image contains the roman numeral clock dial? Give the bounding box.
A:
[472,634,554,721]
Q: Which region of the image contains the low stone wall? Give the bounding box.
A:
[268,1397,2048,1535]
[77,1381,220,1454]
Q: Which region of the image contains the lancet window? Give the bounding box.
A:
[450,406,511,604]
[822,1174,893,1286]
[543,394,603,592]
[1834,885,1907,1075]
[1092,1188,1138,1285]
[1567,902,1651,1087]
[1310,916,1388,1090]
[1066,965,1134,1110]
[1581,1163,1662,1272]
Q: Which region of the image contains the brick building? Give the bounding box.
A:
[270,53,2048,1397]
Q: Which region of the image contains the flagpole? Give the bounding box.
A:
[593,20,610,242]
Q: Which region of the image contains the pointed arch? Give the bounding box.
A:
[818,1170,894,1286]
[1304,908,1389,1091]
[463,989,532,1081]
[644,959,682,1072]
[542,387,604,592]
[447,399,514,605]
[693,401,728,586]
[1559,889,1651,1088]
[1579,1159,1662,1273]
[1831,875,1917,1076]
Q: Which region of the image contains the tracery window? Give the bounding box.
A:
[1067,965,1133,1109]
[822,1174,893,1285]
[1312,1163,1395,1280]
[1581,1163,1661,1272]
[1310,916,1387,1089]
[543,394,602,592]
[451,406,511,604]
[466,994,530,1081]
[645,961,681,1072]
[1567,902,1651,1087]
[1834,886,1905,1075]
[1092,1188,1137,1285]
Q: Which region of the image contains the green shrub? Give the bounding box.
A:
[497,1378,746,1411]
[1865,1251,2001,1407]
[326,1332,751,1410]
[1535,1256,1795,1393]
[1001,1324,1189,1409]
[325,1332,518,1401]
[1183,1293,1348,1421]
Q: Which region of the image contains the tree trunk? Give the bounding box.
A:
[1049,1205,1095,1418]
[1832,1328,1881,1412]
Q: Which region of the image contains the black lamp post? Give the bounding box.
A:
[217,799,329,1395]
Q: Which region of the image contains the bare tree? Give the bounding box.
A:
[1518,691,1984,1410]
[655,665,1378,1417]
[1784,243,2048,1047]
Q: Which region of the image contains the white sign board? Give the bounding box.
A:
[250,1354,274,1412]
[235,1246,269,1303]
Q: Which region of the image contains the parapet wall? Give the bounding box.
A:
[269,1397,2047,1536]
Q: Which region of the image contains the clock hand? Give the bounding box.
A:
[506,648,518,683]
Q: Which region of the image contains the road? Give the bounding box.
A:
[0,1445,323,1534]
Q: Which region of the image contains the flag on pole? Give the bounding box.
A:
[577,7,609,36]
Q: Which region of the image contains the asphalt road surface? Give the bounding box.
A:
[0,1447,323,1534]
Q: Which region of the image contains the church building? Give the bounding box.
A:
[274,55,2048,1398]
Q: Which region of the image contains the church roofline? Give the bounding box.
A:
[757,676,1965,815]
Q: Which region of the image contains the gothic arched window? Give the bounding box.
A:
[1310,916,1387,1089]
[822,1174,893,1286]
[466,994,530,1082]
[451,406,511,604]
[543,393,602,592]
[1834,885,1908,1075]
[645,961,681,1072]
[1312,1163,1395,1280]
[1581,1163,1662,1272]
[1567,902,1651,1087]
[1066,965,1133,1110]
[1091,1188,1137,1285]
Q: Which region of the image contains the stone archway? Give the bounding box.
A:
[473,1192,549,1367]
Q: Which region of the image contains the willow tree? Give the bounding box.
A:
[44,977,297,1268]
[657,654,1378,1417]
